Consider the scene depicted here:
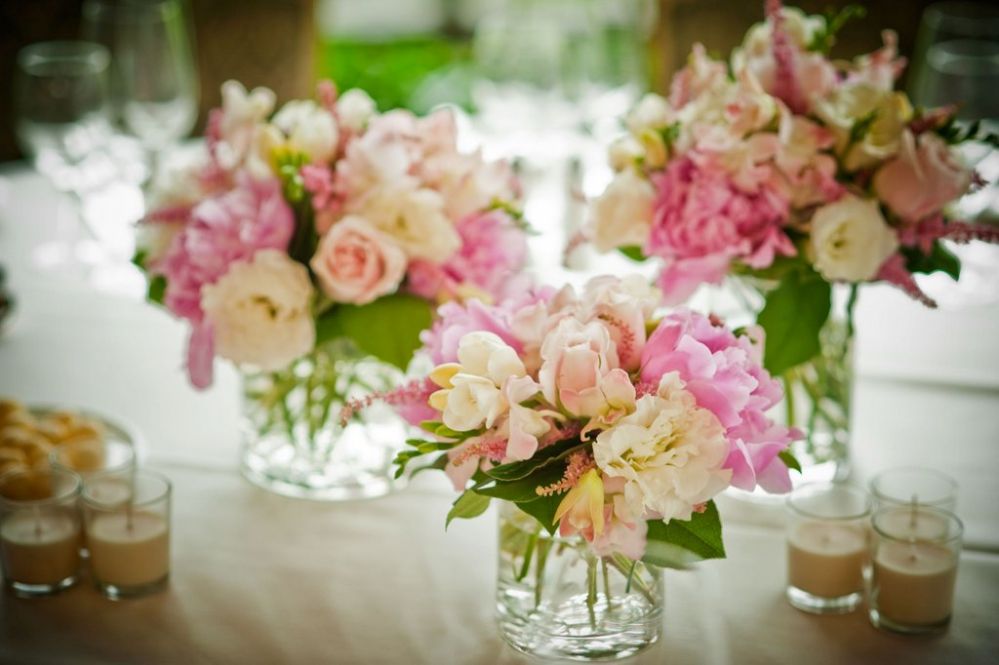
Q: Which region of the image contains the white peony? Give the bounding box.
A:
[590,170,655,253]
[201,250,315,371]
[336,89,377,133]
[593,373,731,523]
[353,182,460,263]
[272,100,339,164]
[809,194,898,282]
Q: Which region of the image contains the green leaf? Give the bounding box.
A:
[757,270,831,376]
[484,437,582,482]
[642,501,725,569]
[315,294,433,370]
[513,495,562,535]
[779,449,802,473]
[445,490,491,529]
[475,462,568,502]
[902,242,961,280]
[618,245,646,262]
[147,275,167,306]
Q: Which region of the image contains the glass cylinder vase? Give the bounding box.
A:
[239,343,408,501]
[496,504,663,661]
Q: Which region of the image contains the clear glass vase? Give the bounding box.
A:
[710,279,855,487]
[239,343,408,501]
[496,504,664,661]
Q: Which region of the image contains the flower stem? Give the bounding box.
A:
[586,554,598,630]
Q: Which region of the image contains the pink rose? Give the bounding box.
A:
[310,216,406,304]
[647,157,795,304]
[640,310,798,493]
[873,130,972,224]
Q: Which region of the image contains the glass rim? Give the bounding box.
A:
[83,0,181,23]
[869,466,958,505]
[0,466,82,507]
[925,1,999,32]
[872,505,964,544]
[82,468,171,509]
[49,438,137,477]
[786,481,872,521]
[17,40,110,74]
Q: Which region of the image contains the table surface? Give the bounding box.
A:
[1,164,998,664]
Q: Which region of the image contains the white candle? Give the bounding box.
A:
[87,510,170,588]
[788,521,868,598]
[0,510,80,585]
[85,477,133,507]
[874,509,949,540]
[874,540,958,625]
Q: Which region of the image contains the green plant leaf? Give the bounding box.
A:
[642,501,725,569]
[618,245,646,262]
[446,490,491,529]
[779,449,802,473]
[757,270,831,376]
[513,495,562,535]
[475,462,568,502]
[315,294,433,370]
[147,275,167,306]
[484,437,583,482]
[901,242,961,280]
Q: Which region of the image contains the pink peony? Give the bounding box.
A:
[639,310,798,493]
[647,157,795,304]
[310,216,406,304]
[154,175,294,387]
[873,130,972,224]
[406,209,527,303]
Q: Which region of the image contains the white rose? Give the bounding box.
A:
[336,89,377,133]
[201,250,315,371]
[273,100,339,164]
[593,373,731,523]
[353,182,460,263]
[810,195,899,282]
[590,170,655,253]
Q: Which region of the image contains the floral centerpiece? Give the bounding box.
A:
[135,80,528,499]
[587,0,999,478]
[359,275,797,659]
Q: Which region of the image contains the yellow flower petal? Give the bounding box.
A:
[428,389,450,411]
[429,363,462,389]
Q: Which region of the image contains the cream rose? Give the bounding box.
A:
[873,130,972,223]
[272,100,339,164]
[353,182,460,263]
[590,170,655,253]
[310,216,406,304]
[809,195,898,282]
[201,250,315,371]
[593,372,731,523]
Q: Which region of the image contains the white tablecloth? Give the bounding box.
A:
[1,165,998,663]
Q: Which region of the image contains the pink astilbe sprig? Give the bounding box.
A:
[538,420,582,449]
[876,254,938,308]
[597,313,637,370]
[450,437,508,467]
[909,105,958,136]
[338,378,436,426]
[317,79,338,114]
[767,0,806,114]
[536,451,596,497]
[900,216,999,254]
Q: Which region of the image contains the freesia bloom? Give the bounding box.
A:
[593,372,731,522]
[647,157,794,303]
[590,170,655,253]
[639,309,797,492]
[201,250,315,371]
[809,195,899,282]
[309,215,406,304]
[873,130,972,223]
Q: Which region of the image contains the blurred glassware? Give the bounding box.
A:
[908,1,999,307]
[83,0,199,177]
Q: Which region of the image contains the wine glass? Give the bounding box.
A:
[13,41,115,271]
[100,0,199,176]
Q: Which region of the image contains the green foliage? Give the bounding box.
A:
[513,494,562,535]
[146,275,167,306]
[902,242,961,280]
[315,294,433,370]
[808,4,868,54]
[937,117,999,148]
[446,490,491,528]
[779,449,802,473]
[642,501,725,569]
[474,463,568,503]
[758,269,832,376]
[618,245,646,262]
[484,437,583,482]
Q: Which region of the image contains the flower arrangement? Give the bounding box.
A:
[588,0,999,378]
[136,80,528,389]
[370,275,798,564]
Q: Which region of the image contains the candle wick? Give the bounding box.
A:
[909,494,918,530]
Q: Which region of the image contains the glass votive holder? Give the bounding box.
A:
[82,469,171,600]
[785,482,871,614]
[870,467,957,512]
[869,505,962,634]
[0,467,83,597]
